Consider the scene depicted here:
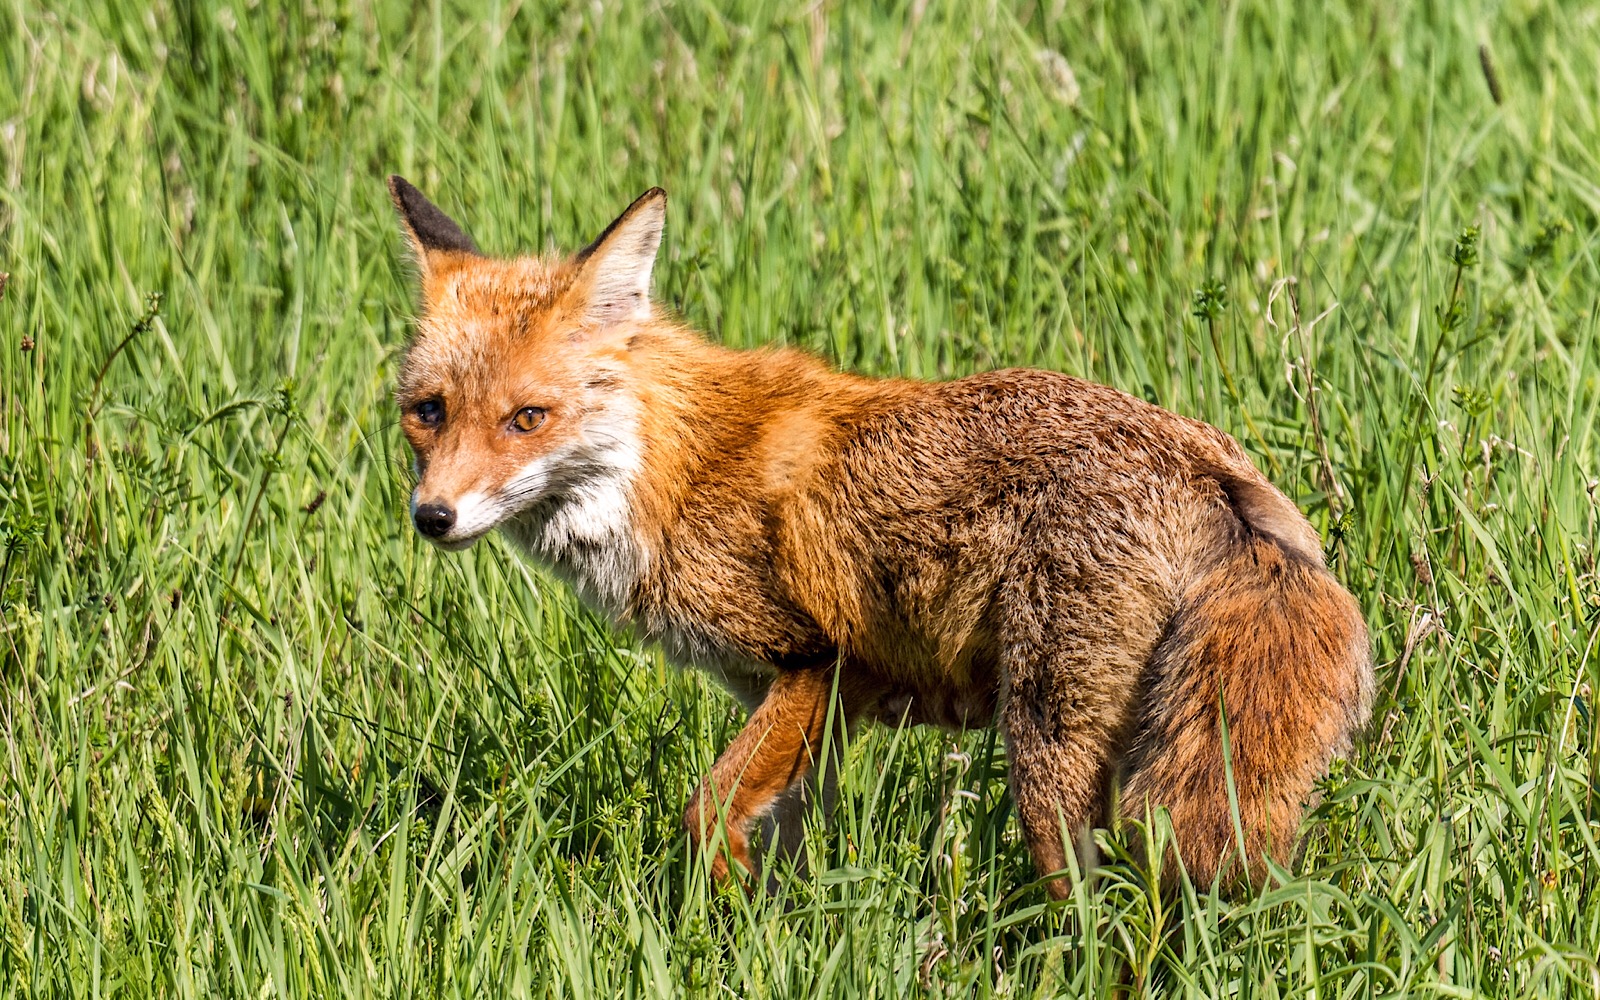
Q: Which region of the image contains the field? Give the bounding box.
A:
[4,0,1600,995]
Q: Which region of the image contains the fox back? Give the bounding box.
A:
[388,176,1373,894]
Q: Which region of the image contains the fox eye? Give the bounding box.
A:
[511,407,546,433]
[414,398,444,427]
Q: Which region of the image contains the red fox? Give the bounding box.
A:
[386,176,1373,896]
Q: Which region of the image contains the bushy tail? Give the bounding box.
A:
[1121,523,1372,887]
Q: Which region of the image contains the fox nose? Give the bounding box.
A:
[413,502,456,538]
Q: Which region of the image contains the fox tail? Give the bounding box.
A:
[1121,467,1372,885]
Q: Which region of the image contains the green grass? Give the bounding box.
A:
[3,0,1600,994]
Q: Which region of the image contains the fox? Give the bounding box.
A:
[385,174,1373,897]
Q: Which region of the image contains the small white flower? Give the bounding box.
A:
[1035,49,1080,107]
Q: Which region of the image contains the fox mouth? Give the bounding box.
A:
[427,531,486,552]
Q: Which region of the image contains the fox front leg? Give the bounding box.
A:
[684,667,843,888]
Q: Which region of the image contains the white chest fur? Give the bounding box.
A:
[508,508,774,711]
[503,468,646,620]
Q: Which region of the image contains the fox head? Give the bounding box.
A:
[388,176,665,551]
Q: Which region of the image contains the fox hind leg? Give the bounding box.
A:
[1003,699,1119,899]
[997,577,1155,899]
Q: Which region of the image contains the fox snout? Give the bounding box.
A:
[408,488,501,550]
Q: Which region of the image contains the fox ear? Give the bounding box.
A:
[388,175,480,274]
[571,188,666,326]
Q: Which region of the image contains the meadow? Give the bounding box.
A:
[3,0,1600,995]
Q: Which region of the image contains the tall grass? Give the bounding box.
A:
[2,0,1599,995]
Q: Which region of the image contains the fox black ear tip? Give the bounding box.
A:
[387,174,413,206]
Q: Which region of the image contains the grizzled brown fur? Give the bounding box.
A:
[387,177,1374,897]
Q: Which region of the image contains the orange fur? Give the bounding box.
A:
[387,177,1374,897]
